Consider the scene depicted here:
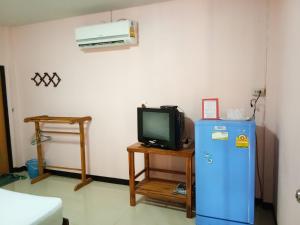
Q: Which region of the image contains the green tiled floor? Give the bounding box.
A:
[2,173,275,225]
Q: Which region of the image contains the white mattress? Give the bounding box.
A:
[0,188,63,225]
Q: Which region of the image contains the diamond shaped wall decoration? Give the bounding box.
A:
[31,72,61,87]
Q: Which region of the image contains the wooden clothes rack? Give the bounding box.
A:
[24,115,92,191]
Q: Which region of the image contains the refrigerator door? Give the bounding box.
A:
[195,120,255,224]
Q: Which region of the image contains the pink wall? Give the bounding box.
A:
[8,0,268,184]
[266,0,300,223]
[0,26,11,65]
[263,0,281,204]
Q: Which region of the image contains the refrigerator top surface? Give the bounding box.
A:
[195,119,256,127]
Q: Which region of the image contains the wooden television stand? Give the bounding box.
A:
[127,142,195,218]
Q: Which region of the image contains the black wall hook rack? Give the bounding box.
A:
[31,72,61,87]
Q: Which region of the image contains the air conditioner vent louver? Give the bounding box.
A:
[75,20,137,49]
[79,40,126,48]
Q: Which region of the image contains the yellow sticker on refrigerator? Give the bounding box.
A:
[236,134,249,148]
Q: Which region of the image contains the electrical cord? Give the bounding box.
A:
[250,91,264,198]
[255,132,263,199]
[250,91,262,120]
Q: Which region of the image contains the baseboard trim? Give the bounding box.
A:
[45,169,129,185]
[12,166,27,173]
[13,166,130,186]
[255,198,274,209]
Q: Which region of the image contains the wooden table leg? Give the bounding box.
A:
[128,151,136,206]
[186,156,193,218]
[144,153,150,180]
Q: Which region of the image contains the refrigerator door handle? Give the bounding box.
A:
[204,153,213,164]
[296,189,300,203]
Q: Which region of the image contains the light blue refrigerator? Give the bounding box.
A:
[195,120,256,225]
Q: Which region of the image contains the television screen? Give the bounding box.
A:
[142,111,170,141]
[137,107,184,149]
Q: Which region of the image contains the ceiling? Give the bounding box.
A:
[0,0,169,26]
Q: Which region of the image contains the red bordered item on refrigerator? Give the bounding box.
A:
[202,98,220,120]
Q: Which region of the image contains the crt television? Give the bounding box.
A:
[137,107,184,150]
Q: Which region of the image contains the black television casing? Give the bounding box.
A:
[137,107,184,150]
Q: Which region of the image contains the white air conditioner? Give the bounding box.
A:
[75,20,138,48]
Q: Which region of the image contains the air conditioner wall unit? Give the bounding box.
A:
[75,20,138,48]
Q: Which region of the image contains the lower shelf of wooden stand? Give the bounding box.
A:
[136,178,186,203]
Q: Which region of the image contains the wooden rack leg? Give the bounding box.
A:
[74,122,92,191]
[31,173,51,184]
[31,122,51,184]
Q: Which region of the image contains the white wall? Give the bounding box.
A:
[9,0,267,179]
[266,0,300,224]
